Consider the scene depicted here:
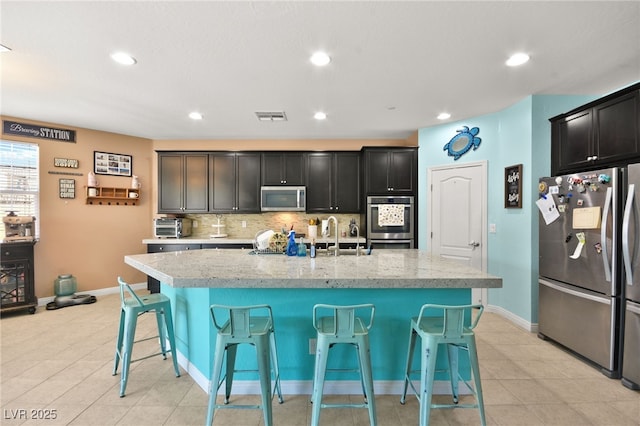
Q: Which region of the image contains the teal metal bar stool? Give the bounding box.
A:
[206,304,283,426]
[112,277,180,397]
[400,304,485,426]
[311,303,377,426]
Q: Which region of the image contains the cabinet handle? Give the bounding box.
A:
[4,251,9,256]
[587,156,599,161]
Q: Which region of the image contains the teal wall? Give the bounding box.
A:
[163,283,473,383]
[418,94,597,324]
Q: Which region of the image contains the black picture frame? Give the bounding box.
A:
[94,151,132,177]
[505,164,522,208]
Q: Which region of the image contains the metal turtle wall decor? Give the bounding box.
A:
[443,126,481,160]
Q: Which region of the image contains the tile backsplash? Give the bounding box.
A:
[186,212,363,240]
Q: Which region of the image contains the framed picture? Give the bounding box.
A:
[505,164,522,208]
[94,151,132,177]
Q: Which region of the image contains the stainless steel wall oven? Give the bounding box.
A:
[366,195,414,248]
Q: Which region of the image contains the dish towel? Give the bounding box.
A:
[378,204,405,226]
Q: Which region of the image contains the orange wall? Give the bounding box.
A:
[2,116,153,297]
[2,115,414,298]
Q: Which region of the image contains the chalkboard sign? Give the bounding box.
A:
[505,164,522,208]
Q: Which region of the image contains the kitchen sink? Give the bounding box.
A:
[316,247,366,256]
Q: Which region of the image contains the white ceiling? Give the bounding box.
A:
[1,1,639,141]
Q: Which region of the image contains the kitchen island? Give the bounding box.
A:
[124,249,501,394]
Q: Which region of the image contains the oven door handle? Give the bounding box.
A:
[369,239,412,244]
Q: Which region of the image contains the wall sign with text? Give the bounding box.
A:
[59,179,75,199]
[3,120,76,142]
[54,158,79,168]
[505,164,522,208]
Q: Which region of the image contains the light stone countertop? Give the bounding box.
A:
[124,249,502,290]
[142,237,365,245]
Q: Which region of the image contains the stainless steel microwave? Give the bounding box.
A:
[260,186,306,212]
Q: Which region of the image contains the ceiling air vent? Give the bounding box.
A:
[255,111,287,122]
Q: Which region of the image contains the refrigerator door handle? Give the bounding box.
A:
[539,279,611,304]
[622,183,635,286]
[601,186,613,282]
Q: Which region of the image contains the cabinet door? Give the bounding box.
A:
[262,153,305,185]
[364,148,416,194]
[236,153,261,212]
[595,91,640,164]
[158,154,184,212]
[364,150,390,194]
[210,153,236,212]
[556,110,593,173]
[0,243,35,310]
[158,153,208,213]
[389,149,416,193]
[306,153,333,212]
[261,153,284,185]
[283,153,305,185]
[335,152,361,212]
[183,154,209,212]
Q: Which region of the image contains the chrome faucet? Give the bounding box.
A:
[326,215,339,256]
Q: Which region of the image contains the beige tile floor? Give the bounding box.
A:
[1,293,639,425]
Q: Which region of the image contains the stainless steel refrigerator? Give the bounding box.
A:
[620,163,640,389]
[538,167,623,378]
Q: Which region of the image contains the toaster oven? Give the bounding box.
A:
[153,218,192,238]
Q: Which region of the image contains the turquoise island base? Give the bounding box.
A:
[124,249,502,395]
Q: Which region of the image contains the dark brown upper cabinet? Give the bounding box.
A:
[158,152,209,213]
[363,147,417,195]
[210,152,261,213]
[551,83,640,175]
[261,152,306,186]
[306,152,361,213]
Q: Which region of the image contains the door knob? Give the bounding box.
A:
[468,241,480,247]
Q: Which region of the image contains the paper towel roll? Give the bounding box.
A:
[308,225,318,239]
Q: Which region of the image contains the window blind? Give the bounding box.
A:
[0,140,40,239]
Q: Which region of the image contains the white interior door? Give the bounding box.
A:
[428,161,487,305]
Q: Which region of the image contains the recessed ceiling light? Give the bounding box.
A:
[111,51,137,66]
[506,52,530,67]
[188,112,203,120]
[314,112,327,120]
[437,112,451,120]
[0,44,11,53]
[310,51,331,66]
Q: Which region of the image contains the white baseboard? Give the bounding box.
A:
[485,304,538,333]
[177,352,469,396]
[37,282,147,306]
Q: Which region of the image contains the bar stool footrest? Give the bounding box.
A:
[320,403,369,409]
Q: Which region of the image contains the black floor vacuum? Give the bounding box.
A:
[46,274,96,310]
